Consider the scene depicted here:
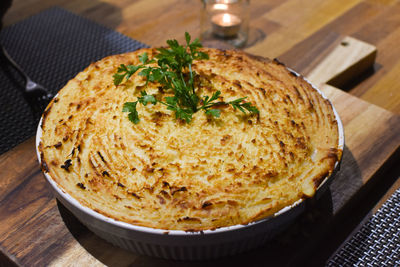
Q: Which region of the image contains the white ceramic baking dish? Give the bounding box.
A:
[36,71,344,261]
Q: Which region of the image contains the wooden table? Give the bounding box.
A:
[1,0,400,266]
[5,0,400,115]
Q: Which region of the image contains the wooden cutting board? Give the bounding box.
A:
[0,37,399,267]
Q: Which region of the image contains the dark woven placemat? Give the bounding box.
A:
[327,188,400,266]
[0,7,147,155]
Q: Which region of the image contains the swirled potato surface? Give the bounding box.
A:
[39,48,341,231]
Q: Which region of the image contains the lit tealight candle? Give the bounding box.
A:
[211,13,242,38]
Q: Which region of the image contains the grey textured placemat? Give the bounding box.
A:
[327,188,400,266]
[0,7,147,155]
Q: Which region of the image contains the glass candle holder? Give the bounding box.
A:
[200,0,250,48]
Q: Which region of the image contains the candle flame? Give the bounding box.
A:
[222,13,232,23]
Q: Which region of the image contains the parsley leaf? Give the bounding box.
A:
[138,91,157,106]
[114,32,259,124]
[229,97,260,114]
[122,102,140,124]
[139,53,148,64]
[113,64,142,85]
[205,109,221,118]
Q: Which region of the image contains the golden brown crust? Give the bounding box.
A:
[39,48,341,230]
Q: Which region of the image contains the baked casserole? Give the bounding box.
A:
[38,48,342,231]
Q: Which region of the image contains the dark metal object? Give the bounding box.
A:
[1,44,54,116]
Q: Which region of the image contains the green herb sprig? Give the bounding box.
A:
[114,32,259,124]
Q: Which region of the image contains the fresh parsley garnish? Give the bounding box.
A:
[113,32,259,124]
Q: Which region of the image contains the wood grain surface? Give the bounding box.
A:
[1,0,400,266]
[4,0,400,114]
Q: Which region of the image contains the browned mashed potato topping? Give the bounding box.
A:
[39,48,342,231]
